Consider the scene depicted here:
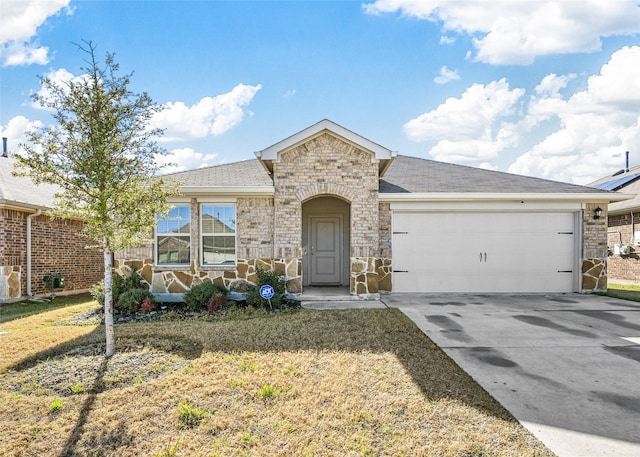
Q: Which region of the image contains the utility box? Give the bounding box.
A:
[43,272,65,299]
[614,244,631,256]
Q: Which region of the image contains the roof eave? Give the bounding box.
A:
[179,186,275,196]
[0,199,45,212]
[378,192,635,203]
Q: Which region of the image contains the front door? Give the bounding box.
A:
[310,216,342,284]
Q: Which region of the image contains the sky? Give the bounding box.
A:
[1,0,639,185]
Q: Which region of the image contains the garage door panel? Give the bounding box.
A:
[392,212,576,293]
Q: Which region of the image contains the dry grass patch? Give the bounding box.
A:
[0,299,555,457]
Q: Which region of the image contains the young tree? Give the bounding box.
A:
[14,41,178,357]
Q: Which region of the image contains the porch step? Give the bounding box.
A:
[298,287,380,302]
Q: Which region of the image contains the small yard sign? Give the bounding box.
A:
[259,285,275,300]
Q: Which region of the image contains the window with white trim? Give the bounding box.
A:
[156,205,190,265]
[201,205,236,265]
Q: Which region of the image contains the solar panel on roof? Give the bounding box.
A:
[592,173,640,191]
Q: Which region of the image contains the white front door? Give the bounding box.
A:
[310,216,342,284]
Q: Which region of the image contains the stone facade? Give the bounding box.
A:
[581,203,608,291]
[0,208,103,303]
[116,256,302,295]
[606,211,640,283]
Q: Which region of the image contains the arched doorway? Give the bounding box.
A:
[302,196,351,287]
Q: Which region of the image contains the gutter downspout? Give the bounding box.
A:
[26,209,42,296]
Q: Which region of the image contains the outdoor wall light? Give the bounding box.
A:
[594,207,603,219]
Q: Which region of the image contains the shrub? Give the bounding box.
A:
[90,267,153,314]
[245,268,287,310]
[206,293,228,313]
[117,288,156,313]
[140,297,154,313]
[184,282,227,311]
[89,281,105,306]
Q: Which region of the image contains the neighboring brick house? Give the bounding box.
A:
[115,120,627,297]
[590,165,640,284]
[0,152,103,303]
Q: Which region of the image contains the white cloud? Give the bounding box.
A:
[363,0,640,64]
[151,84,262,141]
[439,36,455,45]
[508,46,640,184]
[1,40,49,66]
[478,162,497,171]
[434,66,460,85]
[0,0,73,67]
[0,115,44,154]
[156,148,219,174]
[404,78,524,162]
[283,89,297,98]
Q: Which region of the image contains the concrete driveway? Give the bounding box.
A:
[381,293,640,457]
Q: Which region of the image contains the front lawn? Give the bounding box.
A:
[604,283,640,302]
[0,297,554,456]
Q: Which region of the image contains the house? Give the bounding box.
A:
[114,120,629,297]
[590,163,640,284]
[0,141,104,303]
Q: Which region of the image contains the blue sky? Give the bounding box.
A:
[1,0,639,184]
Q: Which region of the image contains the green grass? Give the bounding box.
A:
[0,293,95,324]
[602,283,640,302]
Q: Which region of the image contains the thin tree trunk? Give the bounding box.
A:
[104,248,115,357]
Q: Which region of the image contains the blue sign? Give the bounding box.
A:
[259,284,275,300]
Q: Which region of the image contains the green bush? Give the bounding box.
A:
[89,281,105,306]
[184,282,228,311]
[90,267,153,313]
[246,268,288,310]
[117,288,157,313]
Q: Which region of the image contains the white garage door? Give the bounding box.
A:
[392,212,576,293]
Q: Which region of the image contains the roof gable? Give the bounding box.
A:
[255,119,397,176]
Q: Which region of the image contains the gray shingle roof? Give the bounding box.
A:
[0,156,59,208]
[381,155,606,194]
[589,165,640,212]
[161,159,273,187]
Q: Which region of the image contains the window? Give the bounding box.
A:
[156,205,190,265]
[201,205,236,265]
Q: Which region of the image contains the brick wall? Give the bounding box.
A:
[606,212,640,282]
[237,197,275,259]
[0,208,104,301]
[273,133,380,258]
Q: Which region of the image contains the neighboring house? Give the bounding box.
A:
[590,164,640,284]
[115,120,629,298]
[0,145,104,303]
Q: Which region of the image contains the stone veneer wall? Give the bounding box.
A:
[582,203,608,291]
[115,257,302,295]
[605,212,640,283]
[0,208,103,302]
[274,133,382,295]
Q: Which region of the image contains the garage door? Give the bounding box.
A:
[392,212,576,293]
